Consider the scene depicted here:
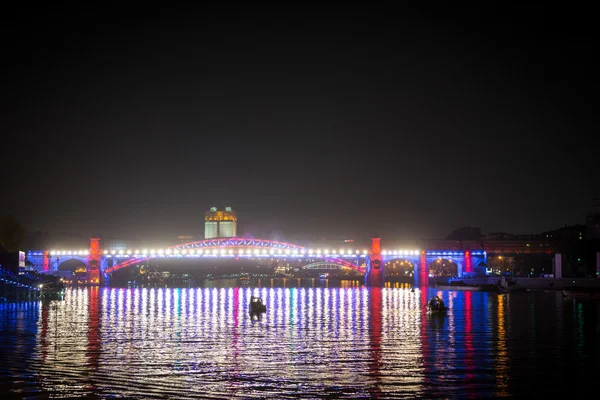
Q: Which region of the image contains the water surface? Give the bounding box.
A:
[1,284,598,398]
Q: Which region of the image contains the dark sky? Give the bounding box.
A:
[2,4,597,244]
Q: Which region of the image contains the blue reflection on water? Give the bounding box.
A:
[0,284,599,398]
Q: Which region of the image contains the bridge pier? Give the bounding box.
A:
[88,238,101,284]
[364,237,384,287]
[418,252,429,287]
[553,253,563,278]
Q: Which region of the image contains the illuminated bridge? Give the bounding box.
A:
[25,237,497,287]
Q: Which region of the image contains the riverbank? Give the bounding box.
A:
[434,276,600,291]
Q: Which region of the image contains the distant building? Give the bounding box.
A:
[446,227,483,241]
[205,207,237,239]
[484,232,542,241]
[542,225,585,241]
[586,197,600,240]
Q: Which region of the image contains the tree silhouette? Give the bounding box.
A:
[0,215,26,253]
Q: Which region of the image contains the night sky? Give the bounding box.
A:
[2,4,597,244]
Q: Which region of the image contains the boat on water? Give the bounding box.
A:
[40,279,65,299]
[249,295,266,313]
[239,273,250,282]
[562,287,600,300]
[426,296,449,314]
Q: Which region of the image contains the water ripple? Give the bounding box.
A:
[1,286,599,398]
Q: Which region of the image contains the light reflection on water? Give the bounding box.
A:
[1,283,599,398]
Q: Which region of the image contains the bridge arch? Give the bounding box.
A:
[302,262,349,270]
[427,257,463,278]
[105,238,364,274]
[53,256,88,272]
[384,257,417,278]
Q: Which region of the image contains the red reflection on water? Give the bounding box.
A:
[87,287,101,375]
[368,287,383,399]
[419,288,430,387]
[464,290,477,397]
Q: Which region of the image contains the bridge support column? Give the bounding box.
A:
[464,251,472,276]
[419,252,429,287]
[553,253,562,278]
[364,237,384,287]
[88,238,101,285]
[43,251,50,272]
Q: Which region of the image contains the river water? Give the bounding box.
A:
[1,281,599,399]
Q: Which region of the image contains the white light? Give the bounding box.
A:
[182,249,187,255]
[142,249,147,254]
[316,249,321,255]
[340,249,345,255]
[228,249,233,254]
[285,249,290,255]
[381,250,387,255]
[158,249,164,255]
[356,250,360,254]
[246,249,251,255]
[174,249,180,255]
[212,249,218,254]
[363,250,368,255]
[308,249,313,254]
[269,249,275,254]
[262,249,267,254]
[166,249,172,254]
[324,249,329,255]
[150,248,155,254]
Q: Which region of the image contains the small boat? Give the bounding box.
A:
[239,273,250,281]
[426,296,449,314]
[562,287,600,300]
[249,295,266,313]
[427,306,449,314]
[40,279,65,299]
